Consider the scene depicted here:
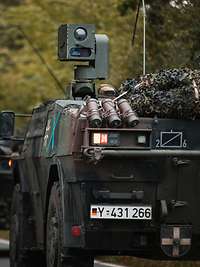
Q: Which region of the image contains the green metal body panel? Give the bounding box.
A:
[14,99,200,260]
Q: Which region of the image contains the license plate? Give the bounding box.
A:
[90,205,152,220]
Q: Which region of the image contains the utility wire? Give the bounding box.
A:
[33,1,58,23]
[3,24,65,94]
[17,26,65,94]
[131,0,146,75]
[131,0,141,47]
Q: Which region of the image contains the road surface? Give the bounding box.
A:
[0,258,9,267]
[0,239,9,267]
[95,260,125,267]
[0,240,9,252]
[0,259,125,267]
[0,238,126,267]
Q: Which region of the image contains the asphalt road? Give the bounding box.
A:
[0,259,126,267]
[95,260,125,267]
[0,240,9,252]
[0,239,125,267]
[0,258,9,267]
[0,239,9,266]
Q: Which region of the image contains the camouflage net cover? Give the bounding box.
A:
[119,68,200,119]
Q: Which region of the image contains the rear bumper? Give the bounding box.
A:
[84,148,200,159]
[65,226,200,260]
[85,227,156,251]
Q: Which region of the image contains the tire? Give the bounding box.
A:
[10,184,45,267]
[46,182,94,267]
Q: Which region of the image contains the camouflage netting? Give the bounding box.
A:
[119,68,200,119]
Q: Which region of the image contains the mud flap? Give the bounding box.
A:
[161,225,192,258]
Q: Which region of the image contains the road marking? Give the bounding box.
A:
[0,239,9,251]
[0,239,9,246]
[95,260,126,267]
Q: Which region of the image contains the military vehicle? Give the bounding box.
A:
[0,111,29,229]
[7,23,200,267]
[0,111,21,230]
[0,132,13,229]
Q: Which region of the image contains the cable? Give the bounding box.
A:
[131,0,141,47]
[2,24,65,94]
[17,26,65,94]
[131,0,146,75]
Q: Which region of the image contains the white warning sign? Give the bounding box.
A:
[160,131,183,148]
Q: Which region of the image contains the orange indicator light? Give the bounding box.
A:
[8,160,12,168]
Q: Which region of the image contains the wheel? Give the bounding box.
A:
[10,184,45,267]
[46,182,94,267]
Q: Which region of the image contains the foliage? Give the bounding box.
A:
[0,0,137,112]
[0,0,200,114]
[119,0,200,73]
[0,230,9,240]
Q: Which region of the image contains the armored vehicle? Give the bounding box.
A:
[0,111,29,229]
[0,111,20,229]
[8,24,200,267]
[0,138,13,229]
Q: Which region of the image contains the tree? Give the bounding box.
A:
[1,0,200,113]
[0,0,141,112]
[118,0,200,74]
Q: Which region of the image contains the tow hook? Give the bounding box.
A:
[161,225,192,258]
[83,148,104,163]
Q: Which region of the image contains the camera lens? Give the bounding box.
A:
[74,27,87,41]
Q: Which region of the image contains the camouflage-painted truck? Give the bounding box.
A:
[8,24,200,267]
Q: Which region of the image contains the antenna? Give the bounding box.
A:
[142,0,146,75]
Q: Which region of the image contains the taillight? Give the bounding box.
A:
[92,132,120,146]
[89,130,151,148]
[93,133,108,145]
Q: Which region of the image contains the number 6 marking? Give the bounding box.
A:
[182,139,187,148]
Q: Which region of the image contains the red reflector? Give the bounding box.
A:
[71,226,81,237]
